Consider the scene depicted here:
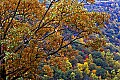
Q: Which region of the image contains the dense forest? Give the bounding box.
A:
[0,0,120,80]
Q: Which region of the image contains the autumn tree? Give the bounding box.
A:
[0,0,110,79]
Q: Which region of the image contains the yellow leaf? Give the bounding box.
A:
[79,38,85,44]
[92,70,96,74]
[68,45,72,49]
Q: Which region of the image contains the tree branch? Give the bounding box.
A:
[47,30,85,56]
[3,0,21,39]
[34,0,55,34]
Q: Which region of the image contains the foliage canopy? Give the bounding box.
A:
[0,0,110,79]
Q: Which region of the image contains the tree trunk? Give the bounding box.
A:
[0,39,6,79]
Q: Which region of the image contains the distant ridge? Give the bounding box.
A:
[78,0,120,4]
[95,0,119,2]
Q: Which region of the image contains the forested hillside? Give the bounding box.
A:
[0,0,120,80]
